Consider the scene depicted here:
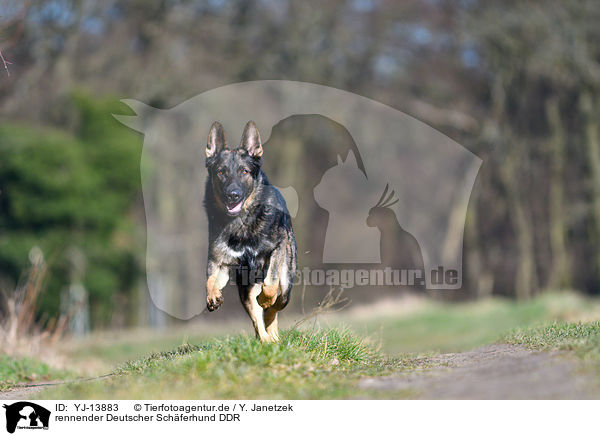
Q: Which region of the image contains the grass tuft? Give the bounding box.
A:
[114,344,201,375]
[283,328,377,363]
[38,328,414,399]
[504,321,600,360]
[0,354,71,390]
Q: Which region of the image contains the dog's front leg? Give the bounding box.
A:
[206,262,229,311]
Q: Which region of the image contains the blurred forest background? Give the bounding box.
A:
[1,0,600,332]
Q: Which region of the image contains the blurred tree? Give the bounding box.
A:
[1,0,600,324]
[0,94,142,328]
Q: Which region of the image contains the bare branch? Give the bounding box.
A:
[293,287,351,329]
[0,49,11,76]
[0,1,31,78]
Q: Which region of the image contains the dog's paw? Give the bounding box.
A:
[206,295,224,312]
[257,291,277,309]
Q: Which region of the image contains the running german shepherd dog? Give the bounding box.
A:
[204,120,297,342]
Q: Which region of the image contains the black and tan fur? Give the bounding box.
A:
[204,121,297,342]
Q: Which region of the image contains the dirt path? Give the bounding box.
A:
[0,381,64,400]
[0,376,112,401]
[2,344,599,400]
[360,344,600,399]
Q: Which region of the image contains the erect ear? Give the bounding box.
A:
[240,121,263,157]
[113,99,156,133]
[206,121,228,158]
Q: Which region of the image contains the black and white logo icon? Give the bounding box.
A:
[3,402,50,434]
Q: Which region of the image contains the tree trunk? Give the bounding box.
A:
[580,92,600,280]
[490,76,538,300]
[545,97,570,290]
[499,149,538,300]
[465,189,494,298]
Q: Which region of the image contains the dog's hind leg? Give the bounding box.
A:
[242,283,271,342]
[263,307,279,342]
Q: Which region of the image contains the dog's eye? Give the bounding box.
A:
[242,169,249,175]
[217,169,225,176]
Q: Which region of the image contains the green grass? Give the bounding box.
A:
[67,333,215,371]
[39,328,421,399]
[504,321,600,361]
[17,292,600,399]
[60,292,600,374]
[343,292,600,354]
[0,355,71,390]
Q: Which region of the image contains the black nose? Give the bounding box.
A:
[226,188,242,203]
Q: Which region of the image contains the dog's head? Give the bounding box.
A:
[205,120,263,216]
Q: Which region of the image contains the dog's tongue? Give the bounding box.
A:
[227,201,243,214]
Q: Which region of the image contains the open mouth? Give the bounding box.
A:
[225,200,243,215]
